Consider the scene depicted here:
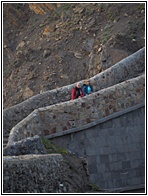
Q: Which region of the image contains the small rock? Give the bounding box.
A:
[60,75,68,79]
[74,52,82,59]
[16,41,25,50]
[83,38,94,53]
[23,87,33,99]
[98,47,102,52]
[43,49,51,58]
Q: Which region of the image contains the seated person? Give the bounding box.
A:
[82,80,93,96]
[71,82,84,100]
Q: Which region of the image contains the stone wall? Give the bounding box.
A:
[3,135,47,156]
[3,154,63,193]
[3,154,90,193]
[7,74,144,146]
[50,104,145,190]
[3,47,145,135]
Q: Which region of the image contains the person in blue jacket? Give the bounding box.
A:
[82,80,93,96]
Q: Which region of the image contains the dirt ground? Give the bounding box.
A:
[3,3,145,108]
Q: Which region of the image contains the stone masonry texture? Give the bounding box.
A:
[6,74,144,145]
[3,47,145,135]
[3,154,90,193]
[3,135,47,156]
[3,154,64,193]
[50,105,145,190]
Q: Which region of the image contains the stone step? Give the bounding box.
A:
[3,138,8,142]
[3,134,10,137]
[3,135,9,148]
[3,144,7,148]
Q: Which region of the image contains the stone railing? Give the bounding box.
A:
[3,47,145,135]
[7,74,145,146]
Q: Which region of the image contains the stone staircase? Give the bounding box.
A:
[3,47,145,193]
[3,47,145,148]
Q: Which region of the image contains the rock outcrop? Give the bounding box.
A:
[3,153,90,193]
[3,3,145,108]
[29,3,60,14]
[3,135,47,156]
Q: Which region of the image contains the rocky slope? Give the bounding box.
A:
[3,3,145,108]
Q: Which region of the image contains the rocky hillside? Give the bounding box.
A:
[3,3,145,108]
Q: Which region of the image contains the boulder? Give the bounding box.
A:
[3,135,47,156]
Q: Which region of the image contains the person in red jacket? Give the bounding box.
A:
[71,82,84,100]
